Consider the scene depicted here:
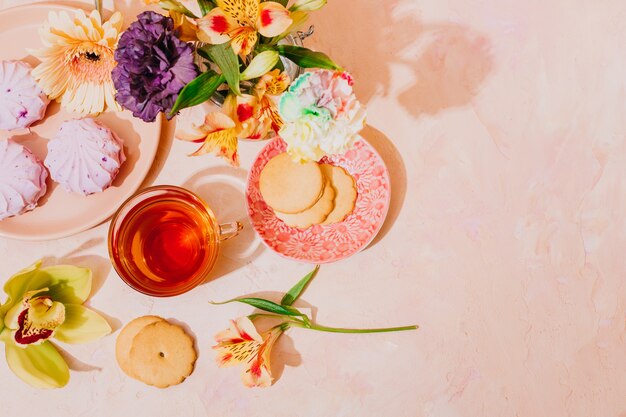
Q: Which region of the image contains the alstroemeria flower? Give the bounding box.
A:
[176,93,271,165]
[213,317,283,388]
[0,261,111,388]
[254,69,290,133]
[198,0,292,57]
[170,10,200,42]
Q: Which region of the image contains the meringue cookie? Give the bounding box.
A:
[45,118,126,196]
[0,139,48,220]
[0,61,50,131]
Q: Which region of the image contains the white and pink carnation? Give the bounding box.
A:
[278,69,366,162]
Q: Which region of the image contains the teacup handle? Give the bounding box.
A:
[219,222,243,241]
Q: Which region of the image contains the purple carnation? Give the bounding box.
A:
[112,11,199,122]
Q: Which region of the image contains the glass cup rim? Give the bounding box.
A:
[107,184,220,297]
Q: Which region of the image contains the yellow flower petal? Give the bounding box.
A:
[216,0,259,24]
[54,304,111,344]
[229,27,258,57]
[3,333,70,389]
[170,10,199,42]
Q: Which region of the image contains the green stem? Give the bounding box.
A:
[294,321,418,334]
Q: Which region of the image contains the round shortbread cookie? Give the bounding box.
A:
[129,321,197,388]
[260,152,324,214]
[116,315,164,378]
[320,164,358,224]
[275,181,336,228]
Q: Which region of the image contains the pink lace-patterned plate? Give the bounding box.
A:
[246,137,391,263]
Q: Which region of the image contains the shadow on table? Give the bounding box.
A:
[41,238,123,333]
[42,238,111,296]
[182,165,265,283]
[54,343,103,373]
[141,117,176,188]
[361,125,407,249]
[309,0,493,119]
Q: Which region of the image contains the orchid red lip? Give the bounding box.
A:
[0,261,112,388]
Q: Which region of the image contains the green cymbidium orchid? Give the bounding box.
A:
[0,261,111,389]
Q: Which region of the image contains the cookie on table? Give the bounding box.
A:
[260,152,324,214]
[275,181,336,228]
[320,164,357,224]
[128,320,197,389]
[115,315,165,378]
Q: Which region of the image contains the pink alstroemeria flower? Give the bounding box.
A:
[213,317,283,388]
[198,0,292,57]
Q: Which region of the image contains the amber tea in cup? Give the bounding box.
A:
[108,185,242,296]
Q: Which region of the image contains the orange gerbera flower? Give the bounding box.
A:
[198,0,292,57]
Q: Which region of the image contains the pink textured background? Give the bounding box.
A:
[1,0,626,416]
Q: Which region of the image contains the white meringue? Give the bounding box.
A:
[45,118,125,196]
[0,61,50,131]
[0,139,48,220]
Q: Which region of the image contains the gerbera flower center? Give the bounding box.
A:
[66,44,114,84]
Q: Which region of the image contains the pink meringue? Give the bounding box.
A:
[0,139,48,220]
[45,118,126,196]
[0,61,50,131]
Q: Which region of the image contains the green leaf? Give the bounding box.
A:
[170,71,225,115]
[275,45,342,70]
[201,43,241,95]
[3,334,69,389]
[197,0,215,15]
[212,298,304,316]
[281,265,319,306]
[55,305,111,344]
[273,0,289,6]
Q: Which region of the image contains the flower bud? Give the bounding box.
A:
[240,50,280,81]
[290,0,327,12]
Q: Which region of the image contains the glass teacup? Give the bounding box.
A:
[108,185,242,297]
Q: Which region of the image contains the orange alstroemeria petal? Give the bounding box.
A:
[256,2,292,38]
[214,317,263,367]
[189,111,239,165]
[197,7,237,45]
[223,94,261,138]
[229,27,258,57]
[255,69,290,97]
[241,326,282,388]
[175,103,215,142]
[170,11,199,42]
[216,0,259,26]
[191,128,240,166]
[260,96,283,133]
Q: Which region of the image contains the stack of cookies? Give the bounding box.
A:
[260,153,357,228]
[116,316,197,388]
